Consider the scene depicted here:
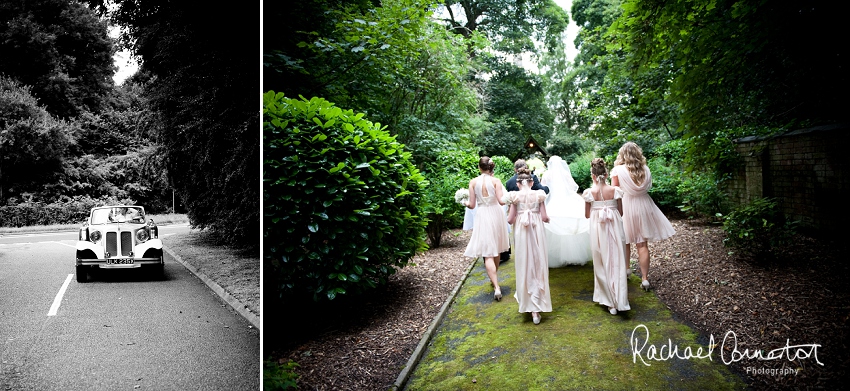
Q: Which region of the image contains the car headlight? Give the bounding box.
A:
[136,229,149,243]
[90,230,102,242]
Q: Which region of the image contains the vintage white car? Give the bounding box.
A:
[75,205,164,282]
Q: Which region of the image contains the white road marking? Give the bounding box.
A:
[48,274,74,316]
[50,241,77,248]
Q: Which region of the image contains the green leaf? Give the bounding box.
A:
[308,223,319,233]
[329,162,345,173]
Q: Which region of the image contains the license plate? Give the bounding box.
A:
[106,259,134,265]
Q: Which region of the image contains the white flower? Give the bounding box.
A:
[454,188,469,204]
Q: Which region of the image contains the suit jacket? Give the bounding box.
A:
[505,174,549,194]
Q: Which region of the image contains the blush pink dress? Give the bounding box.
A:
[509,189,551,314]
[463,175,510,258]
[583,187,630,312]
[610,165,675,244]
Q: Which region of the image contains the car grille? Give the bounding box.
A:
[106,232,117,255]
[105,232,134,256]
[121,232,132,256]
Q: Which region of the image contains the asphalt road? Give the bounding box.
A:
[0,225,260,390]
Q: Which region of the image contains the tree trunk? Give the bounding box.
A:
[426,213,444,248]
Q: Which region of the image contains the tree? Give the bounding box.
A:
[437,1,568,158]
[264,0,485,165]
[477,60,554,157]
[439,0,569,55]
[0,0,115,118]
[98,0,259,249]
[0,76,73,201]
[612,0,849,166]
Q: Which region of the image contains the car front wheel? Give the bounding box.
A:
[151,257,165,280]
[75,265,87,283]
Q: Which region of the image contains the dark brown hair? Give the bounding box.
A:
[516,166,533,185]
[591,158,608,183]
[479,156,495,172]
[513,158,527,171]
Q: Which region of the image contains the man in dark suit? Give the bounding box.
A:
[500,159,549,262]
[505,159,549,193]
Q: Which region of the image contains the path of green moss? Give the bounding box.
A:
[404,259,746,390]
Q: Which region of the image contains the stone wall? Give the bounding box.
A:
[724,124,850,233]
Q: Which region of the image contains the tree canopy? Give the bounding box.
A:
[98,0,259,248]
[0,0,115,118]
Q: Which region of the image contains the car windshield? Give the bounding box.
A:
[90,207,145,224]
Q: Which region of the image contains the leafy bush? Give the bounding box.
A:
[722,197,797,257]
[491,155,514,184]
[0,195,135,227]
[569,151,594,192]
[421,150,479,247]
[263,358,299,390]
[676,170,727,217]
[646,156,682,209]
[263,92,428,302]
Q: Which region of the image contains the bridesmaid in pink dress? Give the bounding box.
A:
[610,142,675,290]
[583,158,629,315]
[462,156,510,300]
[506,167,551,324]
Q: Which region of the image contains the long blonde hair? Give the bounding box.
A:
[614,142,647,186]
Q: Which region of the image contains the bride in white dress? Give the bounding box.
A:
[541,156,592,267]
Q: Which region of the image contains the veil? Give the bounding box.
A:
[540,155,592,266]
[542,156,579,198]
[541,155,590,246]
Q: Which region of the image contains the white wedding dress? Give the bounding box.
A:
[541,156,592,267]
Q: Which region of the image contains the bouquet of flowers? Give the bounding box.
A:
[501,192,514,206]
[454,188,469,205]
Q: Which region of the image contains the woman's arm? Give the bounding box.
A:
[585,201,591,219]
[539,200,549,223]
[617,198,623,216]
[465,180,477,209]
[507,203,517,225]
[494,178,506,206]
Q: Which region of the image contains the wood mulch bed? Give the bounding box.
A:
[266,230,474,390]
[648,216,849,390]
[269,218,849,390]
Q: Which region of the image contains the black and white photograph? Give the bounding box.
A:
[1,0,259,390]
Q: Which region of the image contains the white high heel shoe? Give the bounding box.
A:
[641,280,651,291]
[609,307,617,315]
[532,312,541,324]
[494,289,502,301]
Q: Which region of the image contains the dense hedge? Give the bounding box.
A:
[264,92,428,302]
[0,195,135,227]
[420,150,479,247]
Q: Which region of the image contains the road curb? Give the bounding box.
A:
[163,245,260,331]
[390,256,479,391]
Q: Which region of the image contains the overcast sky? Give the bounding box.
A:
[110,26,138,85]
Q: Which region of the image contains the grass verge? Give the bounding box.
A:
[404,260,746,390]
[160,230,260,319]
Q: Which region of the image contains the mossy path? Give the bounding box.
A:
[404,259,746,390]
